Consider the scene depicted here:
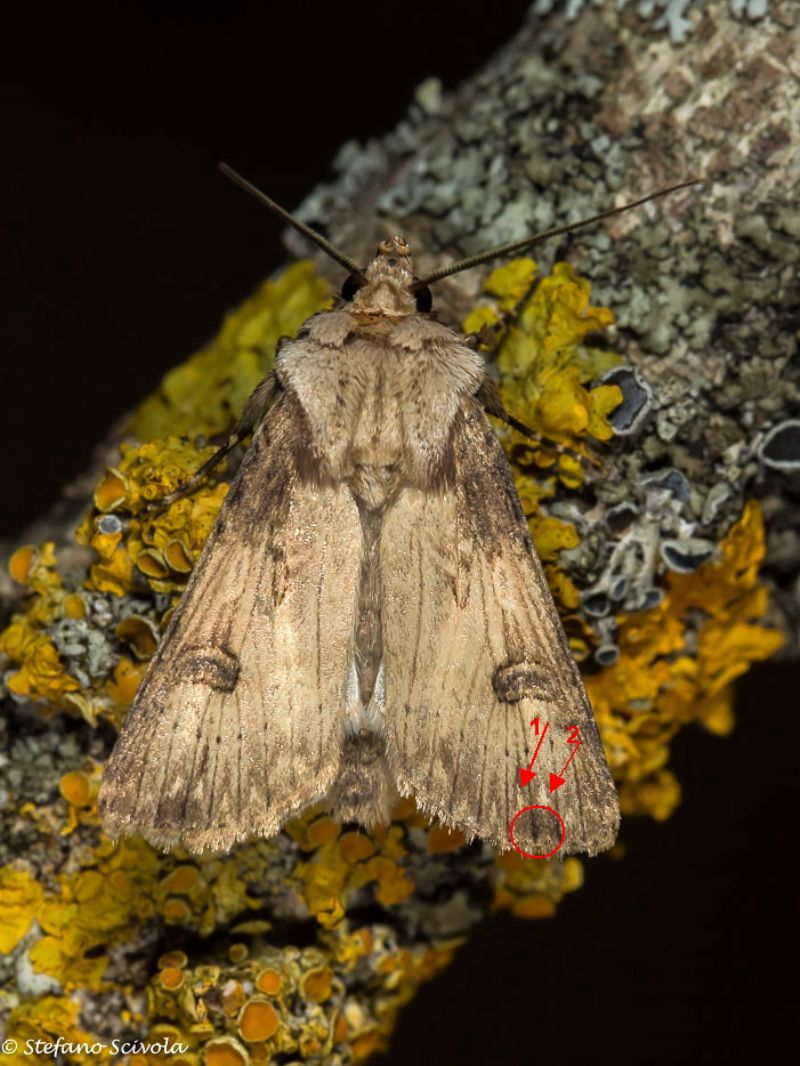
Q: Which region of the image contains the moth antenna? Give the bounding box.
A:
[506,418,603,469]
[218,162,368,284]
[414,178,702,288]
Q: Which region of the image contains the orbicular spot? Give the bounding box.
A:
[180,645,240,693]
[493,661,554,704]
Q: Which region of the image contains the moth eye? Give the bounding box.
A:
[341,274,361,301]
[415,285,433,313]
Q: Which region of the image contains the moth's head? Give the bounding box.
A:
[341,235,433,317]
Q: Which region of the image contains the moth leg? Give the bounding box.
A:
[464,319,507,351]
[476,377,602,469]
[464,273,543,356]
[237,368,283,433]
[146,373,283,512]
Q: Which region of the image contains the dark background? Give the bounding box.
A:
[2,6,795,1064]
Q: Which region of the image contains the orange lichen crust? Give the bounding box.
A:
[0,544,83,715]
[78,437,232,599]
[0,792,466,1064]
[0,258,784,1062]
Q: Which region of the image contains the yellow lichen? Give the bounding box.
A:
[93,468,127,512]
[204,1037,249,1066]
[290,806,418,925]
[466,258,622,483]
[28,839,161,991]
[255,969,283,996]
[159,950,189,970]
[160,865,202,894]
[493,852,584,917]
[58,764,103,835]
[5,996,108,1066]
[0,621,81,711]
[160,967,186,991]
[528,513,580,561]
[586,501,783,820]
[59,770,96,808]
[302,966,334,1003]
[228,943,249,964]
[5,542,66,625]
[104,924,461,1062]
[8,544,38,584]
[0,866,44,953]
[426,824,466,854]
[0,545,91,717]
[107,657,146,708]
[339,831,376,864]
[77,436,231,598]
[238,999,279,1042]
[220,979,247,1016]
[115,615,160,659]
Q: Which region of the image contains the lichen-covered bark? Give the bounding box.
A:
[1,2,798,1062]
[295,0,800,656]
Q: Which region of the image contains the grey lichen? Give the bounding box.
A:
[602,367,654,434]
[289,0,799,654]
[531,0,777,43]
[759,419,800,471]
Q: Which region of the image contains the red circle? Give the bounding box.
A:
[508,805,566,859]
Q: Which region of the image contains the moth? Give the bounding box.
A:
[99,166,696,857]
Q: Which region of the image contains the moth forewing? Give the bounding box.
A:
[96,169,673,858]
[381,403,619,857]
[98,396,363,853]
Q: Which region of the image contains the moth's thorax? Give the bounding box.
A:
[277,309,486,507]
[351,234,416,318]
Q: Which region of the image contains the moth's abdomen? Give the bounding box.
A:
[325,733,396,829]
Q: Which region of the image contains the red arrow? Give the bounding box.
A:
[519,718,549,787]
[549,741,582,792]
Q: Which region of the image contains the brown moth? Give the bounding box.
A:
[98,166,697,857]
